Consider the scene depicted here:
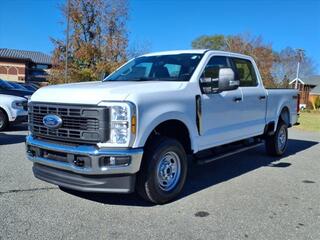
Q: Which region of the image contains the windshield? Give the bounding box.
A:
[0,80,15,90]
[104,53,203,82]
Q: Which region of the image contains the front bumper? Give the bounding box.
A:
[9,108,27,123]
[26,135,143,193]
[33,163,136,193]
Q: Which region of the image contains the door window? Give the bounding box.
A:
[206,56,229,69]
[231,58,258,87]
[200,56,229,91]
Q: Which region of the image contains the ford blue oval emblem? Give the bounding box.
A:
[43,114,62,129]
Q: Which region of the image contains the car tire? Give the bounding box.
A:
[265,121,288,156]
[0,109,9,131]
[136,136,188,204]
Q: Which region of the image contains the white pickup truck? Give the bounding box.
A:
[26,50,298,204]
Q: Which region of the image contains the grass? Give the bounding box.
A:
[295,110,320,132]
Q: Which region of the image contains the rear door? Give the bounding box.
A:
[230,57,266,136]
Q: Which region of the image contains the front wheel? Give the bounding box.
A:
[265,121,288,156]
[136,136,188,204]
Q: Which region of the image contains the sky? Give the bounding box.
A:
[1,0,319,73]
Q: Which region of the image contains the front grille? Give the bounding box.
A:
[28,103,109,144]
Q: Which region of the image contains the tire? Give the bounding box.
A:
[0,109,9,131]
[136,136,188,204]
[265,121,288,156]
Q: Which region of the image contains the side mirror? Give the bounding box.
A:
[200,67,239,94]
[218,68,239,92]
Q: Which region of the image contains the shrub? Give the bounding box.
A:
[315,96,320,109]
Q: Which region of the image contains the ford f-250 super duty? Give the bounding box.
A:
[26,50,298,204]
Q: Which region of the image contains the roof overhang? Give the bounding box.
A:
[289,78,305,85]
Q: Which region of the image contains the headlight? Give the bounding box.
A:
[12,100,26,109]
[98,101,136,147]
[111,105,129,121]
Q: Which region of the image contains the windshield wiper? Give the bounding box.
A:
[104,77,158,81]
[130,77,158,81]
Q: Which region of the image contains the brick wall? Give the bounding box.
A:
[0,61,26,82]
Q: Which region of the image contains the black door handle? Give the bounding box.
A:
[259,95,266,100]
[233,97,242,102]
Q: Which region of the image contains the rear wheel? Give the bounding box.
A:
[0,110,8,131]
[265,121,288,156]
[136,136,188,204]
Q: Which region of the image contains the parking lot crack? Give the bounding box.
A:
[0,187,57,196]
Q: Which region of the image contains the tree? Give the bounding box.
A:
[50,0,128,84]
[191,34,227,50]
[271,47,316,85]
[191,33,276,87]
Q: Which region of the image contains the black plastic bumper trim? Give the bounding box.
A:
[32,163,136,193]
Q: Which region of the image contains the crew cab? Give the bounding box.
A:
[26,50,298,204]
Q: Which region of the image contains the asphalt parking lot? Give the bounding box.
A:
[0,125,320,240]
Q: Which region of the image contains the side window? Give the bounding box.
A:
[206,56,229,69]
[231,58,258,87]
[203,56,229,78]
[200,56,229,92]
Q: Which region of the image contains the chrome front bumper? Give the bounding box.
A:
[26,135,144,175]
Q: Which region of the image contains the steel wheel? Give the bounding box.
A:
[156,151,181,191]
[137,136,188,204]
[277,125,287,151]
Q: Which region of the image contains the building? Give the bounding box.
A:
[289,75,320,109]
[0,48,52,85]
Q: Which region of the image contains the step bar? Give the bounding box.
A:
[196,142,264,165]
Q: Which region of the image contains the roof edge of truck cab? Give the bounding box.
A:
[141,49,254,60]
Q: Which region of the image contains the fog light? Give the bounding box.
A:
[99,156,131,167]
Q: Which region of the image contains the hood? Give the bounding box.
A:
[31,81,185,105]
[0,93,27,102]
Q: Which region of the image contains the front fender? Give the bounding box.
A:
[133,111,198,152]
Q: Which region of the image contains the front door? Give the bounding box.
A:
[199,56,245,150]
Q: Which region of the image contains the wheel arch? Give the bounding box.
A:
[139,118,195,154]
[0,106,9,121]
[265,106,291,136]
[277,106,290,128]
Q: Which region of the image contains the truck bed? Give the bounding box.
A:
[265,88,298,127]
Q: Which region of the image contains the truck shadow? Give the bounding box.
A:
[181,138,318,200]
[5,124,28,132]
[0,133,27,145]
[0,124,28,145]
[61,138,318,207]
